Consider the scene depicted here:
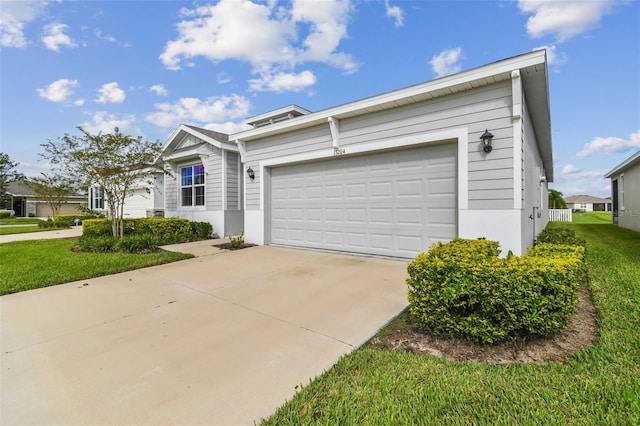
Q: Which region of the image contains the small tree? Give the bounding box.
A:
[41,127,164,238]
[549,188,567,209]
[0,152,25,209]
[25,173,78,218]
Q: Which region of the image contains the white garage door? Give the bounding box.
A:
[270,143,457,258]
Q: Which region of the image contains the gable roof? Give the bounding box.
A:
[605,151,640,178]
[231,50,553,180]
[161,123,237,155]
[564,195,610,204]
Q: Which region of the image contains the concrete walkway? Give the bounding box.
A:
[0,226,83,243]
[1,245,409,425]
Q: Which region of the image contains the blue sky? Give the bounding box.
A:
[1,0,639,198]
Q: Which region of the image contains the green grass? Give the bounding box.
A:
[262,223,640,425]
[0,218,42,225]
[0,239,193,295]
[0,226,54,235]
[571,211,612,224]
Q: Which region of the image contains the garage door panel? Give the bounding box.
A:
[270,143,456,258]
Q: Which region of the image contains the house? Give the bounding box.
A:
[6,181,86,218]
[160,124,244,237]
[564,195,611,212]
[88,171,165,218]
[231,50,552,258]
[605,151,640,232]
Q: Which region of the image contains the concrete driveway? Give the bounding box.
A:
[1,245,409,425]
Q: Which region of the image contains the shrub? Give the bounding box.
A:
[229,234,244,249]
[38,218,56,228]
[28,212,35,218]
[190,221,213,240]
[75,235,117,253]
[407,238,584,344]
[54,214,93,227]
[0,211,12,219]
[537,227,586,247]
[82,219,113,237]
[115,235,158,253]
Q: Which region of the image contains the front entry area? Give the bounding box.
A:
[269,142,457,258]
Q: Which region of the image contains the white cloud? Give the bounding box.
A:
[0,0,47,48]
[217,72,231,84]
[533,44,567,66]
[42,23,77,52]
[555,163,610,197]
[160,0,356,91]
[429,47,462,78]
[95,82,126,104]
[385,0,404,28]
[150,84,168,97]
[518,0,616,42]
[37,78,79,103]
[249,70,317,92]
[577,130,640,158]
[145,94,252,128]
[94,29,117,43]
[79,111,140,136]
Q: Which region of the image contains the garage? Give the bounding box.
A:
[269,143,457,258]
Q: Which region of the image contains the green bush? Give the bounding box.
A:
[115,235,158,253]
[537,226,586,246]
[54,214,93,227]
[81,217,213,245]
[38,218,56,228]
[0,211,12,219]
[190,221,213,240]
[75,235,117,253]
[229,234,244,249]
[82,218,113,237]
[407,238,585,344]
[28,212,35,218]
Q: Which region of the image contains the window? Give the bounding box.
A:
[181,164,205,207]
[90,187,104,210]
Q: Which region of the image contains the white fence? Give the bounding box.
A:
[549,209,572,222]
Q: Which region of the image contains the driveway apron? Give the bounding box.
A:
[1,245,409,425]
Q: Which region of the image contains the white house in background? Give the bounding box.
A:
[88,172,164,218]
[160,124,243,237]
[564,195,611,212]
[231,50,553,258]
[605,151,640,232]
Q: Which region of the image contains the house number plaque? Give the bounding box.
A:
[334,147,346,156]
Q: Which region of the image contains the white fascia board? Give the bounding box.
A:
[245,104,312,125]
[605,151,640,178]
[232,51,547,142]
[162,124,238,154]
[162,144,211,162]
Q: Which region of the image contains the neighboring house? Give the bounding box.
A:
[88,171,165,218]
[6,181,86,218]
[605,151,640,232]
[564,195,611,212]
[160,124,244,237]
[231,50,552,258]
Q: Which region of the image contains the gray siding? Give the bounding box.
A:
[206,147,223,211]
[244,81,515,211]
[165,170,177,211]
[226,151,240,210]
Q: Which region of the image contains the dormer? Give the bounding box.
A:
[245,105,311,128]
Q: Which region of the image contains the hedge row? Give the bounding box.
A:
[53,214,99,227]
[407,234,585,344]
[82,218,213,245]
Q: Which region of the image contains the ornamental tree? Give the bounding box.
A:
[25,173,78,218]
[41,127,164,238]
[0,152,25,209]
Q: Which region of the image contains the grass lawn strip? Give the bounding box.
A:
[261,221,640,424]
[0,239,193,295]
[0,226,57,235]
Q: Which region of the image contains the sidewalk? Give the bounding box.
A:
[0,226,83,243]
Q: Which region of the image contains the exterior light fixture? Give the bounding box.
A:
[246,167,255,182]
[480,129,494,153]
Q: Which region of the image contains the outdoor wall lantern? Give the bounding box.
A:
[246,167,255,182]
[480,129,494,153]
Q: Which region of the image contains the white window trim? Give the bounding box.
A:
[179,163,206,209]
[619,173,625,210]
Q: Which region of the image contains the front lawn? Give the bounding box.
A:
[262,223,640,424]
[571,211,612,224]
[0,226,54,235]
[0,239,193,295]
[0,218,42,225]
